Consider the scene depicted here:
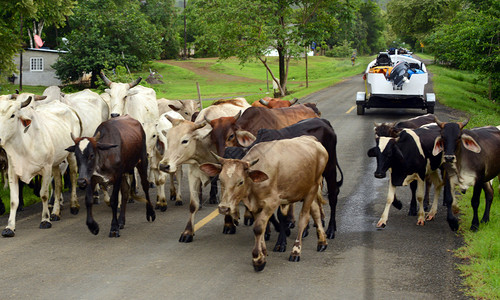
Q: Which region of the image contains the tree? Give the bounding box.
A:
[53,0,162,87]
[0,0,74,83]
[188,0,340,97]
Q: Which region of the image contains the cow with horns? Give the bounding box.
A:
[433,118,500,231]
[66,115,156,237]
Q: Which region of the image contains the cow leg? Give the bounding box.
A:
[426,171,443,221]
[85,178,99,235]
[311,199,327,252]
[109,177,122,237]
[209,175,218,204]
[179,167,201,243]
[423,178,431,211]
[443,175,459,231]
[171,169,183,205]
[155,170,168,212]
[0,198,5,216]
[244,207,254,226]
[118,178,129,229]
[415,179,426,226]
[50,166,63,221]
[480,182,493,224]
[18,180,25,211]
[67,154,79,215]
[38,169,53,229]
[273,206,289,252]
[377,181,397,228]
[408,181,418,216]
[325,174,339,239]
[137,153,155,223]
[289,191,316,262]
[470,183,483,231]
[2,169,20,237]
[252,204,276,272]
[223,214,237,234]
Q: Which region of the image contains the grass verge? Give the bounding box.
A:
[428,64,500,299]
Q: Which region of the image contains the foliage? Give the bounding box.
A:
[325,40,354,57]
[53,0,162,87]
[427,1,500,101]
[187,0,341,96]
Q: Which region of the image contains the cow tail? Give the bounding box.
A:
[336,160,344,188]
[131,192,148,204]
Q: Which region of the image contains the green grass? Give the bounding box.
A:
[428,64,500,299]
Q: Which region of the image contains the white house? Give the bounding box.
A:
[12,48,67,86]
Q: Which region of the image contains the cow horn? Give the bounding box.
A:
[193,120,207,130]
[459,119,469,129]
[70,132,78,142]
[259,98,269,106]
[233,110,242,121]
[34,95,47,101]
[290,98,298,105]
[434,116,445,128]
[99,71,112,87]
[210,151,224,163]
[249,159,259,167]
[94,131,101,142]
[129,77,142,88]
[21,96,32,108]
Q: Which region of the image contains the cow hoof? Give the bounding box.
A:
[317,244,327,252]
[448,218,459,232]
[264,232,271,241]
[326,227,335,239]
[481,217,490,224]
[50,214,61,221]
[222,225,236,234]
[1,228,15,237]
[70,207,79,215]
[470,224,479,232]
[376,222,386,228]
[285,228,291,237]
[287,221,295,229]
[273,244,286,252]
[146,208,156,222]
[288,255,300,262]
[39,221,52,229]
[87,222,99,235]
[253,261,266,272]
[175,201,183,206]
[302,227,309,238]
[416,220,425,226]
[109,230,120,238]
[179,233,193,243]
[244,217,254,226]
[17,206,25,212]
[119,224,125,229]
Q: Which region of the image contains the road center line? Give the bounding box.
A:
[194,209,220,232]
[346,105,356,114]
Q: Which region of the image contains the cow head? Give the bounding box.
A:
[168,99,201,121]
[206,111,242,156]
[158,118,209,173]
[200,153,265,219]
[0,97,34,145]
[374,122,400,138]
[66,132,117,189]
[367,136,404,179]
[100,71,142,118]
[432,118,477,163]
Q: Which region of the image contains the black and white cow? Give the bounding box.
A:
[433,119,500,231]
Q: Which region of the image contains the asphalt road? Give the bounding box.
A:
[0,68,470,299]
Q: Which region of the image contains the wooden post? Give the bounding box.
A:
[196,82,202,108]
[305,46,309,88]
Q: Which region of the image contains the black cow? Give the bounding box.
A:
[433,119,500,231]
[374,114,436,215]
[224,118,343,250]
[368,124,444,228]
[66,115,155,237]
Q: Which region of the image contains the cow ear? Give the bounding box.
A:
[235,130,256,147]
[461,134,481,153]
[367,147,377,157]
[127,89,140,96]
[248,170,268,183]
[96,143,118,150]
[432,137,444,156]
[199,163,222,177]
[66,145,76,153]
[104,88,111,94]
[156,139,165,156]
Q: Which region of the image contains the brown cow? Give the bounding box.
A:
[251,97,298,108]
[200,136,328,271]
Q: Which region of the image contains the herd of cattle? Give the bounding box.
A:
[0,72,499,272]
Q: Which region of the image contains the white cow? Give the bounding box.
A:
[151,111,184,211]
[194,98,250,123]
[0,97,81,237]
[157,98,200,121]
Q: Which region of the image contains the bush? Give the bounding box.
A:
[325,40,355,58]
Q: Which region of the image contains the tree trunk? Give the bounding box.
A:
[259,57,284,97]
[91,70,99,88]
[305,46,309,88]
[277,48,286,97]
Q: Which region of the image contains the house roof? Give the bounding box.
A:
[26,48,68,54]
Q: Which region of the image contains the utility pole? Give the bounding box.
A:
[19,14,23,91]
[183,0,187,60]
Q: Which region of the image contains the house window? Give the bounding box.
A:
[30,57,44,71]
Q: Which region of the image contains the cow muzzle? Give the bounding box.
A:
[444,155,456,163]
[77,178,89,189]
[110,113,120,118]
[374,172,386,179]
[159,163,175,173]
